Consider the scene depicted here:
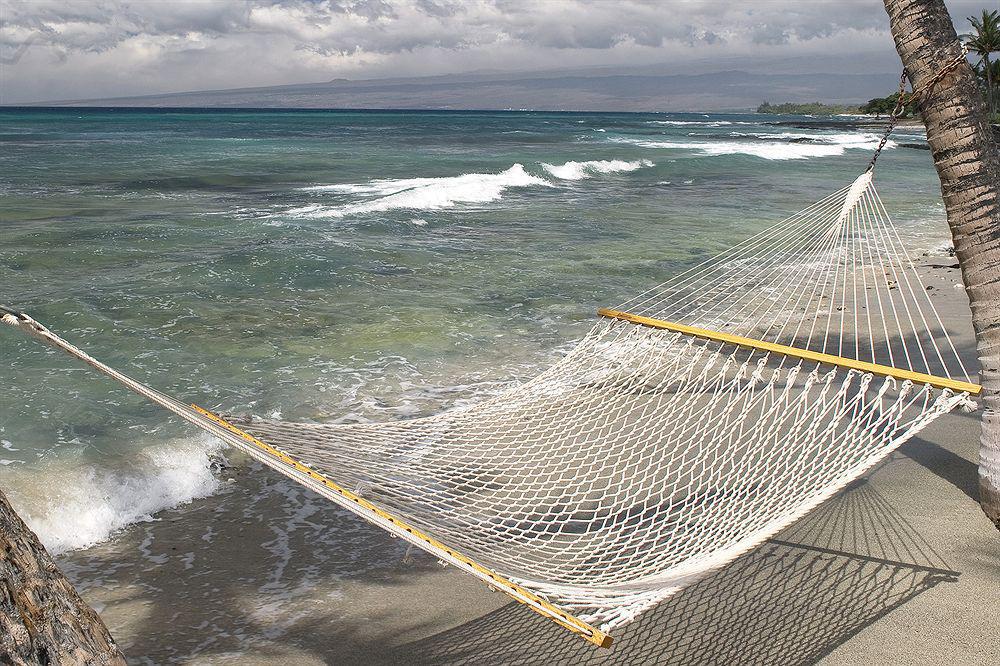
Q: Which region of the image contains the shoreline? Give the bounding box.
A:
[52,255,999,664]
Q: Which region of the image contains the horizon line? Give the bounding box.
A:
[0,106,770,114]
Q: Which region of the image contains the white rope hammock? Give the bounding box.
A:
[2,169,978,648]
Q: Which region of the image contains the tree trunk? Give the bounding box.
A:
[987,53,995,117]
[883,0,1000,528]
[1,490,126,664]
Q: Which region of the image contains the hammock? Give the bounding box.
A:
[2,169,979,648]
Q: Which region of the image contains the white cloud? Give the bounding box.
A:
[0,0,986,104]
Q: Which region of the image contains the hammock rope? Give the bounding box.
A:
[2,100,980,646]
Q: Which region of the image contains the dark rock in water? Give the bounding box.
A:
[899,142,931,150]
[369,263,415,276]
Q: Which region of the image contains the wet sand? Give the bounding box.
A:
[58,256,999,665]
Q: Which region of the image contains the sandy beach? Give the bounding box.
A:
[51,255,1000,665]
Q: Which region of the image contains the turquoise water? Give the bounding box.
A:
[0,108,948,552]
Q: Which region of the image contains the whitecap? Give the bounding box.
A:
[649,120,741,127]
[540,159,654,180]
[730,131,888,146]
[289,164,552,218]
[611,133,894,161]
[2,436,224,554]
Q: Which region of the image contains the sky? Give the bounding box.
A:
[0,0,987,105]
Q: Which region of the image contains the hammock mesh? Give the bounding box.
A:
[2,171,977,646]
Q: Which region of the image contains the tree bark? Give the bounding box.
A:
[883,0,1000,528]
[985,53,994,116]
[1,490,126,665]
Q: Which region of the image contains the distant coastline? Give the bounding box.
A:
[3,68,900,113]
[756,101,861,115]
[757,100,996,138]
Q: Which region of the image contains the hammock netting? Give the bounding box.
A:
[2,170,978,647]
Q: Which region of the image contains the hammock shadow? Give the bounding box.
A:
[56,456,957,665]
[396,479,958,666]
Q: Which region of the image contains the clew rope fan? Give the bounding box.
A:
[1,81,980,650]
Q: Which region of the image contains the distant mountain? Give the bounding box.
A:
[17,68,901,112]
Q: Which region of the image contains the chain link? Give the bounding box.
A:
[867,44,970,172]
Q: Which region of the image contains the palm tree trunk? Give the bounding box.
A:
[986,54,995,116]
[883,0,1000,528]
[1,490,127,664]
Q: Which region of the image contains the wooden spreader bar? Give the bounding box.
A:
[598,308,981,396]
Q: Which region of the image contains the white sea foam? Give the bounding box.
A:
[3,436,224,554]
[612,131,894,160]
[290,164,551,218]
[540,159,654,180]
[730,131,888,145]
[650,120,737,126]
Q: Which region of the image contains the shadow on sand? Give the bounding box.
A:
[397,479,958,665]
[63,457,959,664]
[898,409,981,503]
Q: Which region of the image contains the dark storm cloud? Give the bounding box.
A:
[0,1,987,104]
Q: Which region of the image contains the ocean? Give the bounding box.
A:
[0,108,951,556]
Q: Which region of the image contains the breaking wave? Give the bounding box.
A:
[292,158,653,217]
[649,120,737,127]
[290,164,551,218]
[2,437,225,554]
[612,131,894,160]
[541,159,654,180]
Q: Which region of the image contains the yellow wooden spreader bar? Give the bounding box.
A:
[598,308,981,396]
[190,405,613,648]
